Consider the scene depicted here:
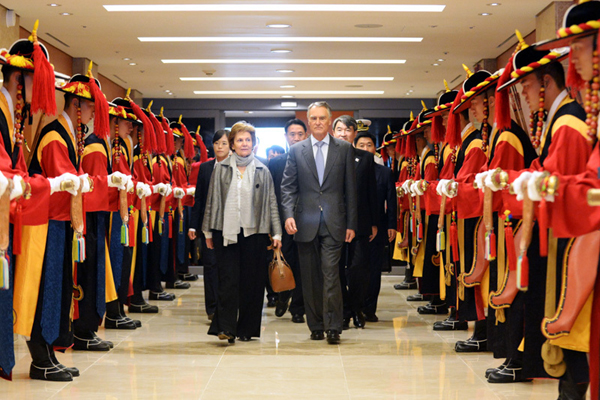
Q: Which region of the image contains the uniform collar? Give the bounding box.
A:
[461,122,474,140]
[311,133,330,146]
[1,87,14,122]
[61,110,76,140]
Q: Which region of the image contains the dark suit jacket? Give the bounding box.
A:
[353,148,378,236]
[190,159,216,231]
[374,163,397,231]
[281,135,358,243]
[267,152,288,217]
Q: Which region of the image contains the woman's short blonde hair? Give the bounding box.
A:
[229,121,256,148]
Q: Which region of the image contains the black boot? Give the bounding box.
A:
[488,359,531,383]
[485,358,508,379]
[72,331,111,351]
[394,266,417,290]
[26,341,73,381]
[558,379,589,400]
[105,300,137,330]
[433,308,468,331]
[455,319,487,352]
[120,302,142,328]
[48,345,79,377]
[129,293,159,313]
[418,296,448,315]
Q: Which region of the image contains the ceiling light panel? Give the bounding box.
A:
[180,77,394,81]
[105,4,445,12]
[193,91,385,95]
[164,59,405,64]
[139,36,422,42]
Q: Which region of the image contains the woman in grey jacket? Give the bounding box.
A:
[203,121,282,343]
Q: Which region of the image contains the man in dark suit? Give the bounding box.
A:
[281,101,358,344]
[354,131,397,322]
[268,119,308,323]
[332,116,378,329]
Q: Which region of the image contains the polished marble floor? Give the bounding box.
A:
[4,276,560,399]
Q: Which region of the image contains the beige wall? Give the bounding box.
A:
[0,6,19,50]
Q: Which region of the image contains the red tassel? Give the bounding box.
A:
[128,278,134,297]
[404,134,416,158]
[88,78,109,139]
[162,117,175,157]
[495,55,515,131]
[180,122,195,160]
[13,203,22,255]
[395,136,403,155]
[148,212,154,243]
[380,147,388,164]
[489,231,497,259]
[31,42,57,116]
[197,133,208,162]
[450,221,459,262]
[538,199,548,257]
[72,266,79,320]
[505,225,517,271]
[128,220,135,248]
[148,112,166,154]
[129,101,156,153]
[519,254,529,288]
[567,52,585,92]
[446,88,465,148]
[431,115,446,143]
[168,212,173,239]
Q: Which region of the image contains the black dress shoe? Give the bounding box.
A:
[129,302,159,313]
[326,330,341,345]
[208,313,214,321]
[275,300,289,317]
[407,294,431,302]
[238,336,251,342]
[455,337,488,352]
[128,317,142,328]
[353,311,366,328]
[488,364,530,383]
[364,313,379,322]
[343,317,351,330]
[105,315,137,330]
[486,359,509,379]
[166,280,191,289]
[394,280,417,290]
[291,314,305,323]
[217,331,235,341]
[149,291,175,301]
[433,318,468,331]
[178,273,199,281]
[93,332,113,349]
[48,346,79,377]
[30,363,73,381]
[72,335,111,351]
[417,303,449,315]
[266,298,277,307]
[310,330,325,340]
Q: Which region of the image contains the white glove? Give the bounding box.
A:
[186,187,196,196]
[153,183,168,195]
[108,171,127,190]
[125,176,134,192]
[173,187,185,199]
[143,183,152,198]
[475,171,489,192]
[10,175,23,200]
[442,180,458,198]
[512,171,532,201]
[527,171,554,202]
[0,172,8,197]
[49,172,80,195]
[136,182,146,199]
[80,173,91,193]
[165,184,172,197]
[484,170,503,192]
[436,179,449,196]
[401,180,413,195]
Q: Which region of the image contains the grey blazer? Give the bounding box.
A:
[201,156,282,237]
[280,135,358,243]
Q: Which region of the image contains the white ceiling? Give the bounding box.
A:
[3,0,553,100]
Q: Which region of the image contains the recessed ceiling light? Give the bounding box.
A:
[129,62,137,66]
[164,59,406,64]
[193,90,385,95]
[276,69,295,73]
[437,58,445,62]
[59,12,72,16]
[281,102,297,107]
[281,95,295,98]
[409,90,414,92]
[267,24,291,29]
[165,89,170,92]
[180,76,393,81]
[139,36,423,43]
[48,3,61,6]
[432,63,439,66]
[406,92,411,95]
[479,12,492,16]
[106,4,446,12]
[280,85,296,88]
[488,3,501,6]
[271,49,292,53]
[123,57,131,61]
[168,92,173,95]
[354,24,383,29]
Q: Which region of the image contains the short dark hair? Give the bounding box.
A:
[333,115,357,131]
[1,66,19,85]
[534,62,566,90]
[353,131,376,146]
[267,145,285,155]
[284,118,306,134]
[460,110,470,121]
[212,129,229,144]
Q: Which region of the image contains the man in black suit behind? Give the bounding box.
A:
[268,119,308,323]
[332,116,378,329]
[281,101,357,344]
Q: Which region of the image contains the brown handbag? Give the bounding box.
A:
[269,248,296,293]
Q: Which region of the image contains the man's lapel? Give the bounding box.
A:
[301,140,319,182]
[323,135,340,183]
